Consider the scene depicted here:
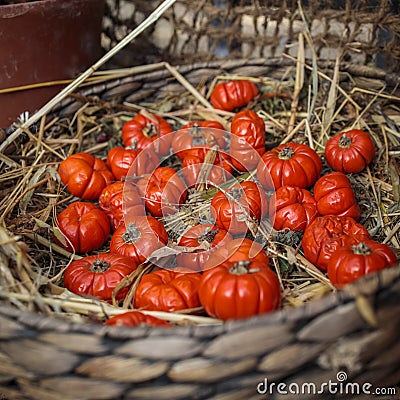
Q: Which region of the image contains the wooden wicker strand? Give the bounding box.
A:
[0,266,399,399]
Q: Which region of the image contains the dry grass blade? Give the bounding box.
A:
[164,63,213,109]
[0,63,169,95]
[284,281,332,308]
[322,51,342,136]
[0,227,50,311]
[0,155,46,223]
[280,119,306,144]
[194,106,231,129]
[194,145,218,191]
[19,165,48,213]
[287,32,305,134]
[355,294,378,327]
[0,290,222,326]
[22,232,81,261]
[298,0,319,125]
[389,158,400,202]
[120,264,154,309]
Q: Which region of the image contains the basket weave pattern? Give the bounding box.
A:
[1,265,399,400]
[103,0,400,70]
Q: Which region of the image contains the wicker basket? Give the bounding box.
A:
[1,1,400,399]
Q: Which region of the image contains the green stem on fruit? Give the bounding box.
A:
[122,223,142,244]
[352,242,372,255]
[142,123,158,138]
[90,259,110,273]
[278,147,295,160]
[230,260,251,275]
[339,133,352,148]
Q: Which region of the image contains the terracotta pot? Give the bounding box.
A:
[0,0,105,128]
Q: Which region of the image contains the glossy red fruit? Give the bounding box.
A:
[211,181,268,235]
[181,150,233,188]
[198,260,280,320]
[257,142,322,190]
[58,152,114,200]
[56,201,110,253]
[230,109,266,171]
[64,253,138,301]
[205,238,269,270]
[136,167,187,217]
[106,145,159,181]
[171,121,227,160]
[210,80,259,111]
[105,310,172,327]
[122,112,173,156]
[313,171,360,220]
[110,216,168,265]
[176,224,233,271]
[302,215,371,271]
[134,269,202,312]
[324,129,375,174]
[98,182,144,230]
[269,185,319,231]
[327,240,397,286]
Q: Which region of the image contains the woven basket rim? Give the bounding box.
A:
[48,56,400,120]
[1,263,399,337]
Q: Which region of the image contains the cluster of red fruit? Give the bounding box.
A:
[53,79,396,326]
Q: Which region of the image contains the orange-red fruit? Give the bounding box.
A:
[64,253,138,301]
[134,269,202,312]
[122,113,173,156]
[204,238,269,270]
[171,120,228,160]
[230,109,266,171]
[327,240,397,286]
[56,201,110,253]
[324,129,375,174]
[105,310,172,327]
[106,146,159,181]
[98,182,144,231]
[210,80,258,111]
[109,216,168,265]
[58,152,114,200]
[176,224,233,271]
[136,166,188,218]
[211,181,268,235]
[198,260,280,320]
[313,171,360,221]
[269,185,319,231]
[181,150,233,188]
[257,142,322,190]
[302,215,371,271]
